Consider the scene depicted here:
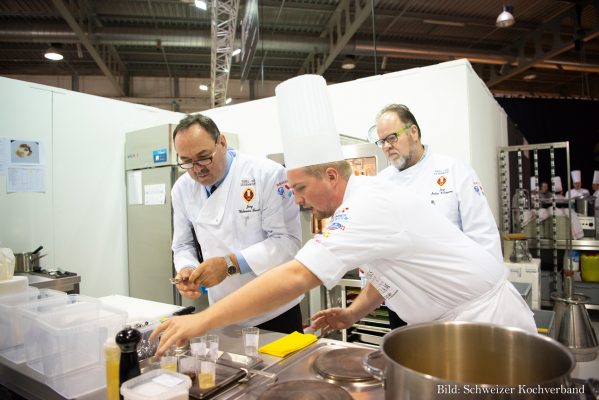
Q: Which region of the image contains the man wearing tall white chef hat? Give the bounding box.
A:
[565,170,590,198]
[150,75,536,354]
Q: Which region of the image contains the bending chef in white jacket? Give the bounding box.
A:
[365,104,502,329]
[151,75,536,355]
[171,114,303,333]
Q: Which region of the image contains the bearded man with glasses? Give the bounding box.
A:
[369,104,502,330]
[170,114,304,334]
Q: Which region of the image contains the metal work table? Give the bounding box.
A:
[0,325,285,400]
[16,272,80,294]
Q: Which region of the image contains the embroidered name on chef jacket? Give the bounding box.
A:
[365,270,398,300]
[238,178,260,214]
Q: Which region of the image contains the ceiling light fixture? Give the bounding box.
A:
[523,73,537,81]
[231,48,241,56]
[496,4,515,28]
[225,97,232,104]
[198,84,208,91]
[44,46,63,61]
[194,0,207,10]
[341,56,356,70]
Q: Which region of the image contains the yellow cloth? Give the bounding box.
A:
[258,331,318,357]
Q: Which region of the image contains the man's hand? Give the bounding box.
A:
[311,307,357,336]
[189,257,229,288]
[149,314,207,356]
[175,267,201,300]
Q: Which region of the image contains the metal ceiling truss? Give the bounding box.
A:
[299,0,380,76]
[51,0,128,96]
[486,0,599,87]
[210,0,240,108]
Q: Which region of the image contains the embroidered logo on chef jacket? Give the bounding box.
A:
[436,176,447,186]
[275,180,293,199]
[242,186,255,204]
[328,222,346,231]
[473,181,486,196]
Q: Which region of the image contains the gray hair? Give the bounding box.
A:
[376,104,421,139]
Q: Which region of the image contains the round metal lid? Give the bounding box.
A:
[258,380,353,400]
[313,348,377,383]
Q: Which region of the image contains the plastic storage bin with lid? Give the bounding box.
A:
[0,288,67,363]
[26,299,127,379]
[0,286,40,355]
[18,294,99,365]
[581,252,599,282]
[121,369,192,400]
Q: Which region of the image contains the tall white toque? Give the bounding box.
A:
[571,170,581,183]
[530,176,538,191]
[552,176,563,192]
[593,170,599,185]
[275,74,343,170]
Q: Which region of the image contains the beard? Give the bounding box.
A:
[389,140,419,171]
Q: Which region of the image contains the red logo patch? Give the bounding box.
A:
[243,187,255,203]
[437,176,447,186]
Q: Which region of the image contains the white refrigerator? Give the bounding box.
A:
[125,124,181,305]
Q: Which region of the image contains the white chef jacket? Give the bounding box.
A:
[377,147,502,262]
[295,176,536,333]
[172,151,302,327]
[565,188,590,198]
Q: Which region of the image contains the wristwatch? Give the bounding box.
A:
[224,255,238,277]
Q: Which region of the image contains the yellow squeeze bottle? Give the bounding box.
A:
[104,338,121,400]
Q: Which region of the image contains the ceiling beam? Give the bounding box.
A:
[486,0,599,87]
[299,0,380,75]
[51,0,126,96]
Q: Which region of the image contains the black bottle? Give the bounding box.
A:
[115,327,142,400]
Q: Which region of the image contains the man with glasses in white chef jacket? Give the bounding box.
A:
[368,104,502,329]
[170,114,304,333]
[151,75,536,355]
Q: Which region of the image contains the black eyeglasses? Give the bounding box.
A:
[370,125,412,148]
[177,150,217,169]
[177,136,220,169]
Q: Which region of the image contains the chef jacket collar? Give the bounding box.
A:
[205,147,236,197]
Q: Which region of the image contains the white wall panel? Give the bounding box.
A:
[0,76,182,297]
[0,79,54,256]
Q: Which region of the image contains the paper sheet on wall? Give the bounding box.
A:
[144,183,166,205]
[7,166,45,193]
[127,170,143,205]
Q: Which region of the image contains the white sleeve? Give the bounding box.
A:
[240,164,302,275]
[454,162,503,262]
[171,182,199,271]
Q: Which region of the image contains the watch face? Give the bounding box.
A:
[227,265,237,275]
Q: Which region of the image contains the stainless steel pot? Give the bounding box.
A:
[363,322,576,399]
[14,246,45,273]
[576,196,595,217]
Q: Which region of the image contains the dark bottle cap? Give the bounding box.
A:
[115,327,142,353]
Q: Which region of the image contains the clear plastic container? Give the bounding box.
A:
[0,286,40,353]
[18,294,98,365]
[121,369,192,400]
[25,300,126,379]
[0,288,67,363]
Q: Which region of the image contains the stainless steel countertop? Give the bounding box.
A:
[0,323,287,400]
[15,272,80,294]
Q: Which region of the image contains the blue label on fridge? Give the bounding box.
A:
[152,148,167,163]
